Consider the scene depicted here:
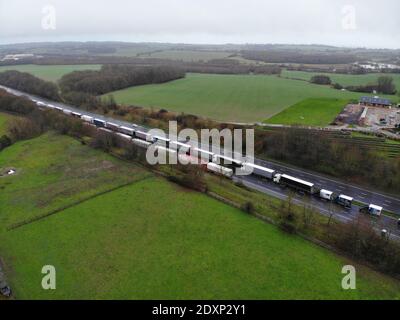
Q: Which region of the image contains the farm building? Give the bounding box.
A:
[359,96,392,108]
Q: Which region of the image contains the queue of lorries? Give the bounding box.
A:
[34,99,384,217]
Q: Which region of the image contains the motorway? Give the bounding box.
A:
[1,85,400,238]
[235,175,400,240]
[253,157,400,215]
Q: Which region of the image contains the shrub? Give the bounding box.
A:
[241,201,255,214]
[310,75,332,85]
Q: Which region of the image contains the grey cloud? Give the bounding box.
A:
[0,0,398,48]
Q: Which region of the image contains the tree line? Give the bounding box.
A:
[344,76,397,95]
[59,64,186,96]
[0,70,61,101]
[311,74,397,95]
[257,128,400,194]
[241,50,358,64]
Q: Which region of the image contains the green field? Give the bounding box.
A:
[1,131,400,299]
[0,132,149,227]
[109,73,395,123]
[0,112,17,135]
[265,98,348,126]
[0,64,102,82]
[282,70,400,90]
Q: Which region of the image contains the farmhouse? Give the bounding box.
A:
[359,96,392,108]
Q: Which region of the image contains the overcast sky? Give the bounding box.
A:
[0,0,399,48]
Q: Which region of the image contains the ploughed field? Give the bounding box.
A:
[107,73,386,123]
[0,123,399,299]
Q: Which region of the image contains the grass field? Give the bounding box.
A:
[2,176,400,299]
[0,64,102,82]
[0,131,400,299]
[265,98,348,126]
[282,70,400,90]
[0,132,149,228]
[0,112,17,135]
[109,73,395,123]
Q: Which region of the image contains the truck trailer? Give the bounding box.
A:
[335,194,353,208]
[154,135,171,147]
[274,174,316,194]
[170,141,191,154]
[240,162,275,179]
[319,189,334,201]
[360,204,383,217]
[106,122,120,132]
[93,118,106,127]
[194,147,214,162]
[135,130,154,142]
[207,162,233,178]
[116,133,132,141]
[119,126,135,136]
[132,138,152,149]
[212,154,243,168]
[81,115,94,123]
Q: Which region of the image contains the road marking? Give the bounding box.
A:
[257,157,400,203]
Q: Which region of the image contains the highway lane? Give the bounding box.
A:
[236,175,400,240]
[252,157,400,215]
[2,85,400,234]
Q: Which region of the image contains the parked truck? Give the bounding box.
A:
[81,115,94,123]
[93,118,106,127]
[212,154,243,168]
[274,173,316,194]
[207,162,233,178]
[239,162,275,179]
[135,130,155,142]
[194,147,214,162]
[170,141,191,154]
[359,204,383,217]
[119,126,135,136]
[106,122,120,132]
[335,194,353,208]
[132,138,151,149]
[319,189,334,201]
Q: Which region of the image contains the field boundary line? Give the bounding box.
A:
[7,174,154,231]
